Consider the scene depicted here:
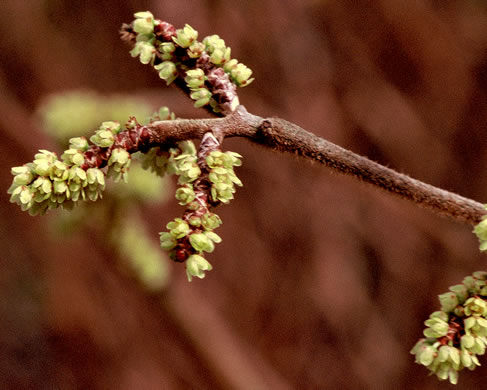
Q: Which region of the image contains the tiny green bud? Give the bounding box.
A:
[53,179,67,194]
[418,344,436,366]
[226,151,243,167]
[473,271,487,280]
[62,148,85,166]
[69,137,89,151]
[463,276,476,291]
[100,121,121,134]
[179,141,197,156]
[159,42,176,60]
[187,201,200,211]
[204,231,222,243]
[133,11,154,20]
[11,165,31,176]
[33,176,53,195]
[33,158,52,176]
[188,216,202,227]
[464,297,487,316]
[461,334,475,350]
[189,88,211,108]
[68,166,87,182]
[109,148,130,166]
[13,166,34,186]
[187,41,205,58]
[159,232,177,250]
[474,219,487,250]
[189,233,215,253]
[175,186,195,206]
[130,41,155,65]
[449,284,468,304]
[230,63,254,87]
[184,68,206,89]
[438,292,459,313]
[133,11,154,35]
[90,129,115,148]
[167,218,190,239]
[223,58,238,73]
[210,47,231,65]
[203,35,226,52]
[201,212,222,230]
[437,345,450,363]
[185,254,212,282]
[154,61,178,85]
[460,349,473,367]
[424,316,449,338]
[172,24,198,48]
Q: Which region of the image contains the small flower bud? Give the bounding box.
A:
[210,47,231,65]
[439,292,459,313]
[159,232,177,250]
[159,42,176,60]
[130,41,156,65]
[223,58,238,73]
[68,137,89,151]
[189,233,215,253]
[424,315,449,338]
[110,148,130,165]
[187,41,205,58]
[185,254,212,282]
[166,218,190,239]
[187,201,200,211]
[172,24,198,48]
[62,148,85,166]
[133,11,154,35]
[175,186,195,206]
[184,69,206,89]
[86,168,105,186]
[230,63,254,86]
[90,129,115,148]
[204,231,222,243]
[99,121,121,134]
[419,344,436,366]
[474,219,487,251]
[464,297,487,317]
[53,179,67,194]
[189,88,211,108]
[201,213,222,230]
[12,166,34,186]
[449,284,468,304]
[154,61,178,85]
[188,216,202,227]
[203,35,226,52]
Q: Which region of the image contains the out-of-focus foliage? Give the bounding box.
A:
[38,90,171,292]
[38,90,153,140]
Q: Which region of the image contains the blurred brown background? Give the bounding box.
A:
[1,0,487,389]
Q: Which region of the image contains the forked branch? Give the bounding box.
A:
[148,105,487,225]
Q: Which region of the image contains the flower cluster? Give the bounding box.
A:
[140,140,198,179]
[9,101,243,281]
[8,146,105,216]
[411,271,487,384]
[155,133,242,281]
[159,216,222,282]
[8,119,138,215]
[207,150,243,204]
[125,11,253,113]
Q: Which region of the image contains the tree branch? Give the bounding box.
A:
[148,105,487,225]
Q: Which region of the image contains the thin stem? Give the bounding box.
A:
[147,106,486,225]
